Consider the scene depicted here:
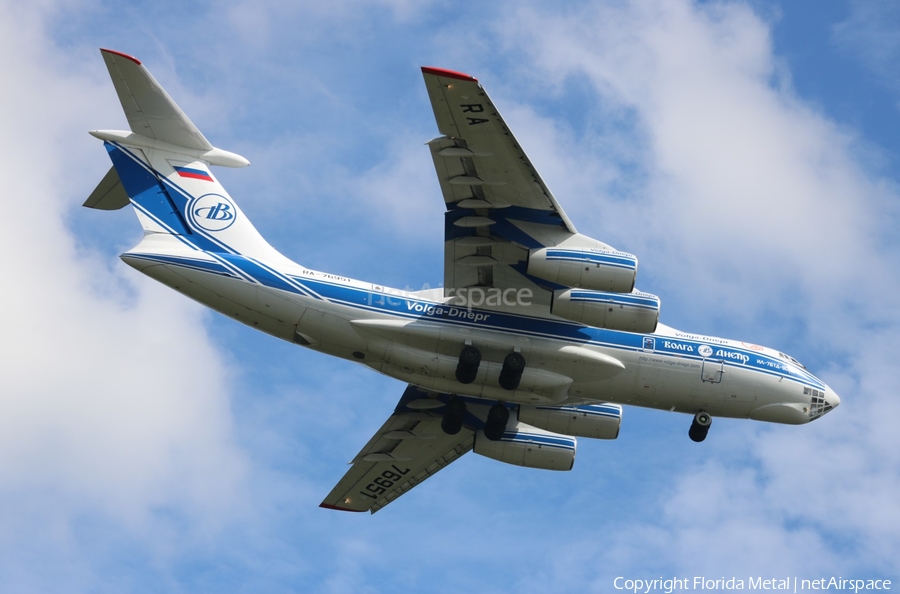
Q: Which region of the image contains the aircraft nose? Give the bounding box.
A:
[810,386,839,420]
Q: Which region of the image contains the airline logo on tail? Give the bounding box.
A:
[189,194,238,232]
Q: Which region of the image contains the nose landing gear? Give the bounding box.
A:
[689,411,712,442]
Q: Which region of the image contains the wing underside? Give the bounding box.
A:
[421,67,615,307]
[320,386,474,513]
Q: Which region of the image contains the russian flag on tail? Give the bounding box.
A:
[173,165,214,182]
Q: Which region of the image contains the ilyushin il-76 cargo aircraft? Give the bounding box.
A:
[86,49,840,513]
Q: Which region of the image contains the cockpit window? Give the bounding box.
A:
[778,352,806,369]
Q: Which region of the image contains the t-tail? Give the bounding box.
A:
[84,48,289,268]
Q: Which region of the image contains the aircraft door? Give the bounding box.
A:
[701,359,724,383]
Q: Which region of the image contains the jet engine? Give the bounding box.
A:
[473,421,576,471]
[518,403,622,439]
[527,247,637,293]
[551,288,660,333]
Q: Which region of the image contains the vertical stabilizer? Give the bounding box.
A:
[88,49,290,265]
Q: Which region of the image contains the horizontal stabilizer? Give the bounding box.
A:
[83,165,129,210]
[100,48,212,152]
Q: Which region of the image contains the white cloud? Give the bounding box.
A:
[0,0,249,583]
[503,2,892,301]
[350,132,443,240]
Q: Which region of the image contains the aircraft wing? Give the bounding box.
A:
[320,386,474,514]
[422,67,616,305]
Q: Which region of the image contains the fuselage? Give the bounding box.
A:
[122,234,840,426]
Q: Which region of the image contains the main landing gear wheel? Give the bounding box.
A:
[455,346,482,385]
[498,352,526,391]
[483,403,510,441]
[441,397,467,435]
[689,411,712,442]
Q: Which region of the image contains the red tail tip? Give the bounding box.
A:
[421,66,477,82]
[100,48,141,65]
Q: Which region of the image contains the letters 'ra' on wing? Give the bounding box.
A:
[421,67,620,305]
[320,386,473,513]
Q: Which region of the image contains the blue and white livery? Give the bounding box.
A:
[86,52,840,513]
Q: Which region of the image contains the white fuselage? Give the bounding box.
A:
[122,234,838,426]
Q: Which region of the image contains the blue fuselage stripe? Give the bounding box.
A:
[132,250,824,390]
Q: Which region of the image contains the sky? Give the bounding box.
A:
[0,0,898,592]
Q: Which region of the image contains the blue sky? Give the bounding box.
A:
[1,0,898,592]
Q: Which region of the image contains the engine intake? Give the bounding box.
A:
[473,421,576,471]
[518,403,622,439]
[528,247,637,293]
[551,288,659,333]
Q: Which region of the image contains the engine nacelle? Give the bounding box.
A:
[551,288,659,333]
[473,421,576,471]
[518,403,622,439]
[527,247,637,293]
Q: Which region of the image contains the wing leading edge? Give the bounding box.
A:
[320,386,474,513]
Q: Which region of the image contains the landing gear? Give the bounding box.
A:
[455,346,482,384]
[499,352,526,390]
[455,347,525,391]
[689,411,712,442]
[441,397,467,435]
[483,403,510,441]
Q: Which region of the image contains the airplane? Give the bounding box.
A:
[85,49,840,513]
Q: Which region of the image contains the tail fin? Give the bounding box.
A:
[85,49,282,262]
